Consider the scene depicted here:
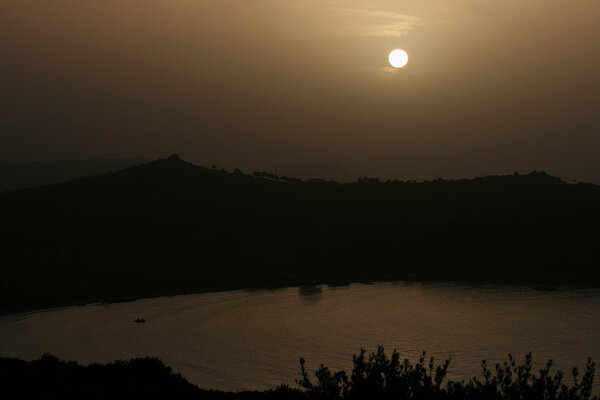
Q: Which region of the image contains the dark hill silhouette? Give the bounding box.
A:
[1,155,599,313]
[270,160,356,182]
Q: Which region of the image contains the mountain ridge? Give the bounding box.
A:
[1,155,598,314]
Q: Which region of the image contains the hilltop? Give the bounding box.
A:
[1,155,599,313]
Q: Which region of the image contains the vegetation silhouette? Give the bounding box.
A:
[0,353,301,399]
[298,346,598,400]
[1,349,596,399]
[1,154,599,313]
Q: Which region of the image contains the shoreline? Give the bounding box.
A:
[1,276,596,317]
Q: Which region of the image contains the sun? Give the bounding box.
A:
[388,49,409,68]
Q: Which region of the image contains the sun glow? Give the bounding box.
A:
[388,49,408,68]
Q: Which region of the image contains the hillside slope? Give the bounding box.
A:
[1,155,599,313]
[0,157,151,193]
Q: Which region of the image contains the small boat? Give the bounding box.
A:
[134,318,146,323]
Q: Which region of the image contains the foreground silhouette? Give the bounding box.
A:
[1,155,599,313]
[1,349,596,399]
[0,354,301,400]
[298,347,597,400]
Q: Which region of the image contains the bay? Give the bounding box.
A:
[1,281,599,391]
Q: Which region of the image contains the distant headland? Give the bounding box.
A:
[1,155,599,314]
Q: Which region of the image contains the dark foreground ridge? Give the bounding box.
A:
[1,348,596,399]
[0,353,301,400]
[1,155,600,313]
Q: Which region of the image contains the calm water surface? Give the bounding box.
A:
[1,282,599,391]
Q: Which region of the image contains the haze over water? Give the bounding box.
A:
[1,282,599,391]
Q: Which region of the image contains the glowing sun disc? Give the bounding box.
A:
[389,49,408,68]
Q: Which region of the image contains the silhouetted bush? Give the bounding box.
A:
[298,346,598,400]
[1,350,597,399]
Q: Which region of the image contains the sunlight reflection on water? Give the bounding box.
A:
[1,282,599,391]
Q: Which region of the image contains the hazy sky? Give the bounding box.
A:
[1,0,599,181]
